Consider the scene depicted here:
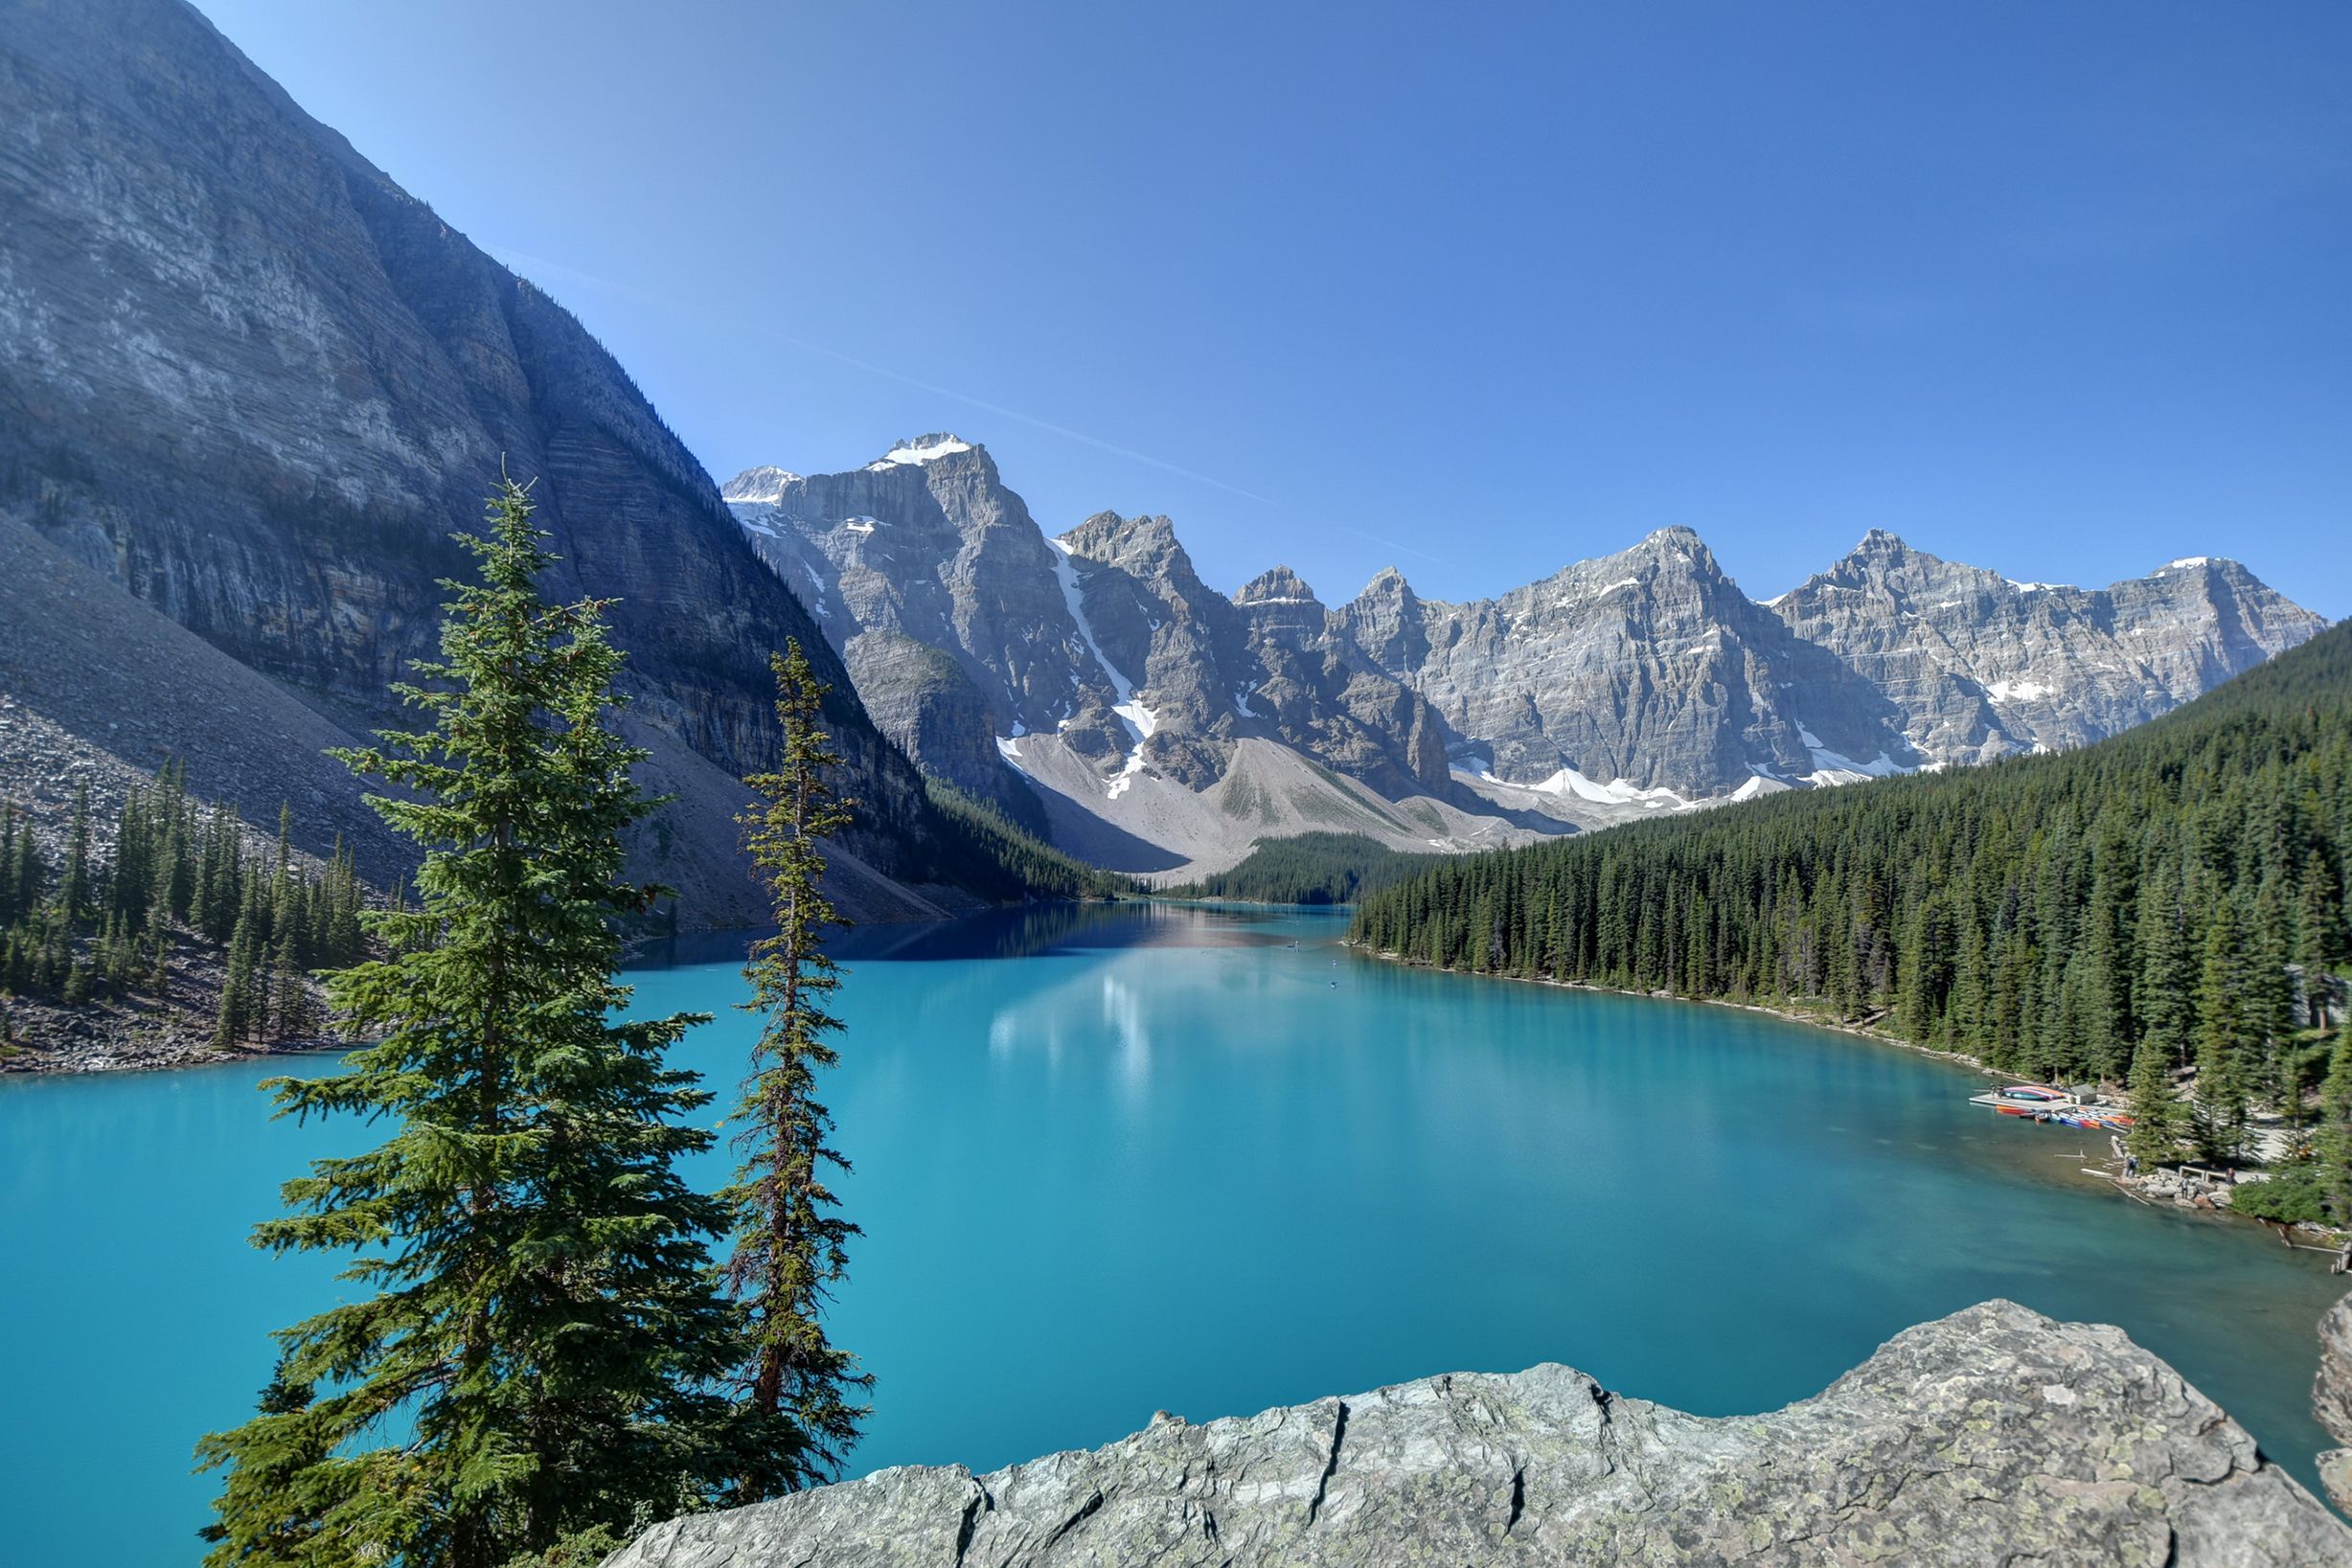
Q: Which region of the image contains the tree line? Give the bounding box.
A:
[0,766,368,1042]
[1351,623,2352,1189]
[925,780,1138,901]
[1160,830,1446,905]
[198,481,869,1567]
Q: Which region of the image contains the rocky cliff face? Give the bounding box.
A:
[723,440,1130,822]
[606,1300,2349,1567]
[0,0,970,920]
[1345,527,1921,797]
[725,455,1459,817]
[1232,566,1450,798]
[1770,531,2329,767]
[1048,509,1257,789]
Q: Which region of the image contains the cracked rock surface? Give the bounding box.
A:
[603,1301,2351,1567]
[2315,1289,2352,1515]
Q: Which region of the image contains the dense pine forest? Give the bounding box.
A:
[0,765,370,1052]
[1163,831,1449,905]
[1352,622,2352,1173]
[925,781,1139,901]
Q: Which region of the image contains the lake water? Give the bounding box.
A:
[4,902,2344,1562]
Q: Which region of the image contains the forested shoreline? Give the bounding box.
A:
[0,765,370,1058]
[1351,623,2352,1182]
[1159,831,1446,905]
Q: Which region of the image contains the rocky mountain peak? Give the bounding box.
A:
[1059,511,1189,575]
[713,427,2324,864]
[1532,523,1727,600]
[1599,524,1725,584]
[1848,527,1917,558]
[2141,555,2255,590]
[864,433,981,472]
[1233,565,1320,607]
[719,466,800,503]
[1337,567,1429,677]
[1771,536,2325,767]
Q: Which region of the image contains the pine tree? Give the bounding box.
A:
[270,926,308,1038]
[211,909,259,1051]
[197,479,754,1566]
[2317,1018,2352,1224]
[2124,1034,2184,1166]
[144,901,171,997]
[57,777,91,927]
[9,807,44,922]
[2195,898,2252,1162]
[721,641,870,1499]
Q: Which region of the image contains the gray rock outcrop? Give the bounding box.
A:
[604,1301,2350,1567]
[2316,1289,2352,1514]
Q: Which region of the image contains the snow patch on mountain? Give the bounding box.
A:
[1797,726,1908,786]
[1460,763,1690,809]
[866,436,972,469]
[1049,538,1138,702]
[719,466,800,503]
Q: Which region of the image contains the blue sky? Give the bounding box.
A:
[195,1,2349,615]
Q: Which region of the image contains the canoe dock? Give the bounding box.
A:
[1969,1083,2135,1132]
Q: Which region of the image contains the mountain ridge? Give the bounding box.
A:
[724,439,2324,877]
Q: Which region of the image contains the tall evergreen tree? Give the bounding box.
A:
[2195,898,2252,1161]
[2123,1034,2184,1166]
[2318,1017,2352,1223]
[57,777,91,926]
[198,479,753,1567]
[721,641,870,1497]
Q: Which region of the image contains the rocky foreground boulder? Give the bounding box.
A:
[2317,1290,2352,1515]
[605,1301,2350,1567]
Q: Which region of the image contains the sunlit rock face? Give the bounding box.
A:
[606,1301,2352,1568]
[726,440,1132,823]
[2315,1289,2352,1514]
[1770,531,2327,767]
[726,455,1451,807]
[1345,527,1921,797]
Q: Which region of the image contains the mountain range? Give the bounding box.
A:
[724,440,2325,876]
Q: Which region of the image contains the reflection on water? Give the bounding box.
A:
[632,898,1305,971]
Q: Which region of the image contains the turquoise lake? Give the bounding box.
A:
[4,901,2345,1562]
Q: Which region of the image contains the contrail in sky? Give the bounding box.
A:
[495,245,1282,509]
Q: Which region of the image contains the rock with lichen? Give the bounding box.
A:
[604,1300,2349,1567]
